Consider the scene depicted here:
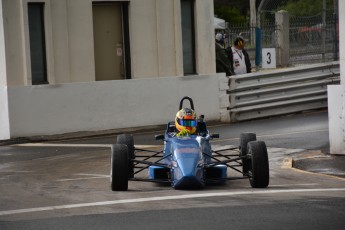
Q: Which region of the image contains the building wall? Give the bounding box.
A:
[2,0,26,86]
[0,0,10,139]
[0,0,219,140]
[0,0,7,87]
[51,0,70,83]
[5,74,226,138]
[0,88,10,140]
[130,0,182,78]
[1,0,216,86]
[195,0,216,75]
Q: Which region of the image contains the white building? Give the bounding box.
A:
[0,0,226,140]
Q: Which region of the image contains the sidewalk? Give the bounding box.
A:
[292,150,345,179]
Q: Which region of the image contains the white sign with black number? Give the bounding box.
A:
[262,48,276,69]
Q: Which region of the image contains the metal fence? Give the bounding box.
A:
[289,12,338,64]
[228,62,340,122]
[225,1,339,68]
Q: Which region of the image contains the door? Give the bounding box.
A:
[93,4,124,81]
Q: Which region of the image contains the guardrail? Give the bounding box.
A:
[228,62,340,122]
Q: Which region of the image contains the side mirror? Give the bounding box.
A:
[210,134,220,139]
[155,134,165,140]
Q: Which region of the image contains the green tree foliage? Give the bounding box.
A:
[278,0,334,16]
[214,0,251,14]
[214,0,264,24]
[214,5,247,24]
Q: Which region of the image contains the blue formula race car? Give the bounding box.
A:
[110,97,269,191]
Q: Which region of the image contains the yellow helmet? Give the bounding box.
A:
[175,108,197,134]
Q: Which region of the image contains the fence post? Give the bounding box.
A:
[322,0,326,62]
[275,10,289,67]
[250,0,256,46]
[255,27,262,70]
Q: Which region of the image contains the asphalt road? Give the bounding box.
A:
[60,110,330,150]
[1,111,345,230]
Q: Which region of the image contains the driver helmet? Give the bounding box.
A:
[175,108,197,134]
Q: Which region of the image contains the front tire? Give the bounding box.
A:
[117,134,135,178]
[240,133,256,175]
[247,141,269,188]
[110,144,129,191]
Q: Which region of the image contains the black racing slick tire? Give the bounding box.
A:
[240,133,256,175]
[117,134,135,178]
[110,144,129,191]
[247,141,269,188]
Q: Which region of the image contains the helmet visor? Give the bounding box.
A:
[178,119,196,127]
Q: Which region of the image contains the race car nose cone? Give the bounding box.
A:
[174,176,204,189]
[178,157,198,177]
[173,158,204,189]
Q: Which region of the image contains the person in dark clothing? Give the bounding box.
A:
[226,36,251,75]
[215,33,233,76]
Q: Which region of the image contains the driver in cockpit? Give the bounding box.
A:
[174,108,197,137]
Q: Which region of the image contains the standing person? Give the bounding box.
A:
[226,36,251,75]
[215,33,233,76]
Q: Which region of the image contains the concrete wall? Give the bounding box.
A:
[0,0,219,140]
[2,0,26,86]
[275,10,289,68]
[195,0,216,75]
[1,0,216,86]
[0,87,10,140]
[3,74,226,138]
[0,0,6,87]
[328,0,345,155]
[328,85,345,155]
[0,1,10,140]
[130,0,180,78]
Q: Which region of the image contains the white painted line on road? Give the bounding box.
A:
[257,129,328,138]
[56,173,109,182]
[76,173,108,177]
[133,145,164,148]
[13,143,163,148]
[211,129,328,143]
[269,183,318,187]
[14,143,112,148]
[56,176,108,182]
[0,188,345,216]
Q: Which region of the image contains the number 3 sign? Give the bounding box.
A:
[262,48,276,69]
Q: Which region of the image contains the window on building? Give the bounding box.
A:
[181,0,196,75]
[28,3,48,85]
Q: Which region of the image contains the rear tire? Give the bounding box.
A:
[240,133,256,175]
[110,144,129,191]
[247,141,269,188]
[117,134,135,178]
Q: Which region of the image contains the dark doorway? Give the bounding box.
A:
[28,3,48,85]
[181,0,196,75]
